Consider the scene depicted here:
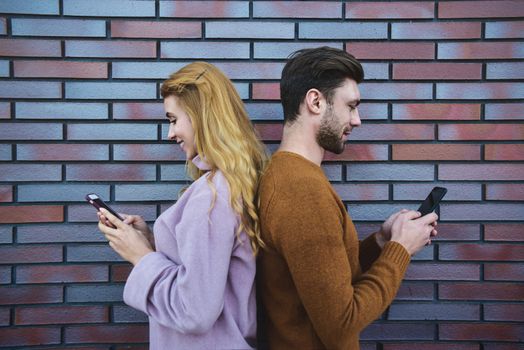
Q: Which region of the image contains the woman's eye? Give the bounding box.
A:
[169,119,176,125]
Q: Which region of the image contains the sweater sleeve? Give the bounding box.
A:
[123,179,236,334]
[359,232,383,272]
[269,179,410,349]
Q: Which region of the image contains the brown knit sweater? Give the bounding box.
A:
[257,152,411,350]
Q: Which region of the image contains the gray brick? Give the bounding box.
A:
[66,82,156,100]
[67,123,157,141]
[299,22,387,39]
[67,245,123,263]
[17,224,106,243]
[113,305,148,323]
[112,62,186,79]
[115,184,185,201]
[18,184,109,202]
[161,164,191,181]
[0,60,8,77]
[0,0,58,15]
[66,284,124,302]
[347,164,435,181]
[0,81,61,99]
[245,103,283,121]
[64,0,155,17]
[161,42,250,59]
[12,19,106,37]
[16,102,108,119]
[0,144,11,161]
[253,42,343,59]
[206,21,294,39]
[0,123,63,140]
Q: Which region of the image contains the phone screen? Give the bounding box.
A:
[85,193,124,221]
[417,187,447,216]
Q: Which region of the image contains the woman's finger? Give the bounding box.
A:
[100,208,125,229]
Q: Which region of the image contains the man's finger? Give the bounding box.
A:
[404,210,422,220]
[420,212,438,224]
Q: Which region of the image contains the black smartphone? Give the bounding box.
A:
[85,193,124,221]
[417,187,447,216]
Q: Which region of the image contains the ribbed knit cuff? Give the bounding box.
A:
[381,241,411,273]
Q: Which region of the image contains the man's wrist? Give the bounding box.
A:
[375,230,387,249]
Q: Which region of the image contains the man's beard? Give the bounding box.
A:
[316,104,346,154]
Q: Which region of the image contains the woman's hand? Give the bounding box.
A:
[98,211,155,250]
[97,208,154,266]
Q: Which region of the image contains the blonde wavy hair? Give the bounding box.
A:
[161,62,267,255]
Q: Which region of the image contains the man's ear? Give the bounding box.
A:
[304,88,323,115]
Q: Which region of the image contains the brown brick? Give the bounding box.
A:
[486,184,524,201]
[346,1,434,19]
[347,42,434,60]
[439,282,524,301]
[439,1,524,18]
[0,185,12,202]
[485,224,524,242]
[440,243,524,261]
[14,60,107,78]
[485,144,524,161]
[0,39,61,57]
[0,327,61,347]
[1,245,62,264]
[393,103,480,121]
[393,63,482,80]
[393,144,480,161]
[111,20,201,38]
[485,263,524,281]
[16,265,108,284]
[440,323,523,341]
[65,324,148,343]
[16,305,109,325]
[324,144,388,162]
[0,286,63,305]
[484,303,524,322]
[0,205,63,224]
[111,264,133,282]
[439,124,524,141]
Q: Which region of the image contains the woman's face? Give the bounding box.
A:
[164,95,197,160]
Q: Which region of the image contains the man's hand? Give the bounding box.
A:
[97,208,154,265]
[376,209,409,248]
[389,210,439,256]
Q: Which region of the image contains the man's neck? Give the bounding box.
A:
[278,121,325,166]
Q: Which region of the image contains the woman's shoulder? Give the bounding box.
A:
[189,169,231,204]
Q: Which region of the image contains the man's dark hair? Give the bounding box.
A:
[280,46,364,124]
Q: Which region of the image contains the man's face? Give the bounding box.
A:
[316,79,361,154]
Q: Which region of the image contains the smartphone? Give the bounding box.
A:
[85,193,124,221]
[417,186,447,216]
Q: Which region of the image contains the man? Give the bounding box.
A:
[257,46,438,349]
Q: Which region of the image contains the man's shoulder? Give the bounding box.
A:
[259,152,331,202]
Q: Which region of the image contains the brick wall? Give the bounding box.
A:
[0,0,523,348]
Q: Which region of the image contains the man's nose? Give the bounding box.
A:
[351,109,361,127]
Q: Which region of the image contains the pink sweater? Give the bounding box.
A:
[123,156,256,349]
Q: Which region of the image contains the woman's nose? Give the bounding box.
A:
[167,123,176,140]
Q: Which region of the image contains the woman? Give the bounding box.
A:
[97,62,267,349]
